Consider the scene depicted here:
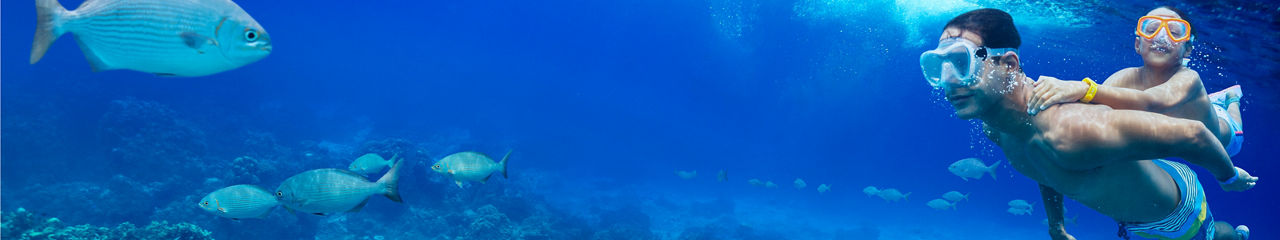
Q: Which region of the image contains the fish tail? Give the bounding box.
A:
[32,0,69,64]
[499,149,511,179]
[988,160,1002,181]
[377,158,403,203]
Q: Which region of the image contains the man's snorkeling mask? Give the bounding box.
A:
[919,38,1018,88]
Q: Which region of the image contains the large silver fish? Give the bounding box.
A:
[276,160,403,215]
[198,184,278,220]
[431,151,510,188]
[31,0,272,76]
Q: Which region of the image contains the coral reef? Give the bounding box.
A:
[2,207,213,240]
[98,98,208,182]
[6,179,153,225]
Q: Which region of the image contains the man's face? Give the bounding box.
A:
[1135,8,1191,68]
[936,28,1019,119]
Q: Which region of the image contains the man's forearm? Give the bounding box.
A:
[1177,124,1236,181]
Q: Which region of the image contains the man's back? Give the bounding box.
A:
[991,102,1182,223]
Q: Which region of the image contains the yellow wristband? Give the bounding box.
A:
[1080,77,1099,103]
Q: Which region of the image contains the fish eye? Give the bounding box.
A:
[244,30,259,42]
[276,191,283,197]
[203,201,209,205]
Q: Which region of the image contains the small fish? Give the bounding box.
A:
[432,151,511,188]
[793,178,807,189]
[817,184,831,194]
[948,158,1002,181]
[675,170,697,180]
[1007,207,1032,216]
[942,191,969,202]
[31,0,272,76]
[276,160,403,215]
[348,153,399,176]
[877,188,911,202]
[198,184,278,220]
[926,199,956,210]
[764,181,778,189]
[748,178,764,187]
[1041,216,1078,226]
[863,186,880,196]
[1008,199,1033,209]
[717,170,728,182]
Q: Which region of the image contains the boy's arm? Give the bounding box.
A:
[1090,69,1203,111]
[1034,104,1252,190]
[1028,69,1202,114]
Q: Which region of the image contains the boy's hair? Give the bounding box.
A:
[1155,6,1195,40]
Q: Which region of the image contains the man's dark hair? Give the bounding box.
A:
[1156,5,1195,39]
[944,9,1021,49]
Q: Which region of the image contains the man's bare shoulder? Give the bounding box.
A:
[1031,103,1115,154]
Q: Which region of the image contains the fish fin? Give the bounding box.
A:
[348,198,370,212]
[257,210,272,219]
[231,218,240,220]
[481,174,491,183]
[904,192,911,201]
[377,159,403,203]
[499,150,511,179]
[332,169,368,179]
[455,181,464,188]
[180,31,217,51]
[312,212,326,216]
[73,36,111,71]
[963,193,969,201]
[153,73,177,77]
[388,153,400,165]
[32,0,69,64]
[988,160,1002,181]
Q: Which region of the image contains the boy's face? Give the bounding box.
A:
[1136,8,1192,68]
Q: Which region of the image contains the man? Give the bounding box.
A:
[1027,6,1246,158]
[918,9,1257,240]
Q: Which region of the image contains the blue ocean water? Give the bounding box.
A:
[2,0,1277,239]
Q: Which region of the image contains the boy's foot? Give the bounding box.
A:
[1209,85,1242,109]
[1236,225,1250,240]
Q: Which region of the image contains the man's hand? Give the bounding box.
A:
[1029,76,1088,115]
[1220,167,1259,192]
[1049,227,1077,240]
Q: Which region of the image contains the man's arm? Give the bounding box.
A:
[1091,69,1204,111]
[1040,184,1074,240]
[1037,104,1235,181]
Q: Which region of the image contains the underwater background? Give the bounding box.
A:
[3,0,1277,239]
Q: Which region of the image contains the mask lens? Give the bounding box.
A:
[1140,18,1162,36]
[1167,21,1188,40]
[920,49,972,87]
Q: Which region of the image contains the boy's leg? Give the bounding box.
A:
[1209,85,1244,156]
[1211,221,1248,240]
